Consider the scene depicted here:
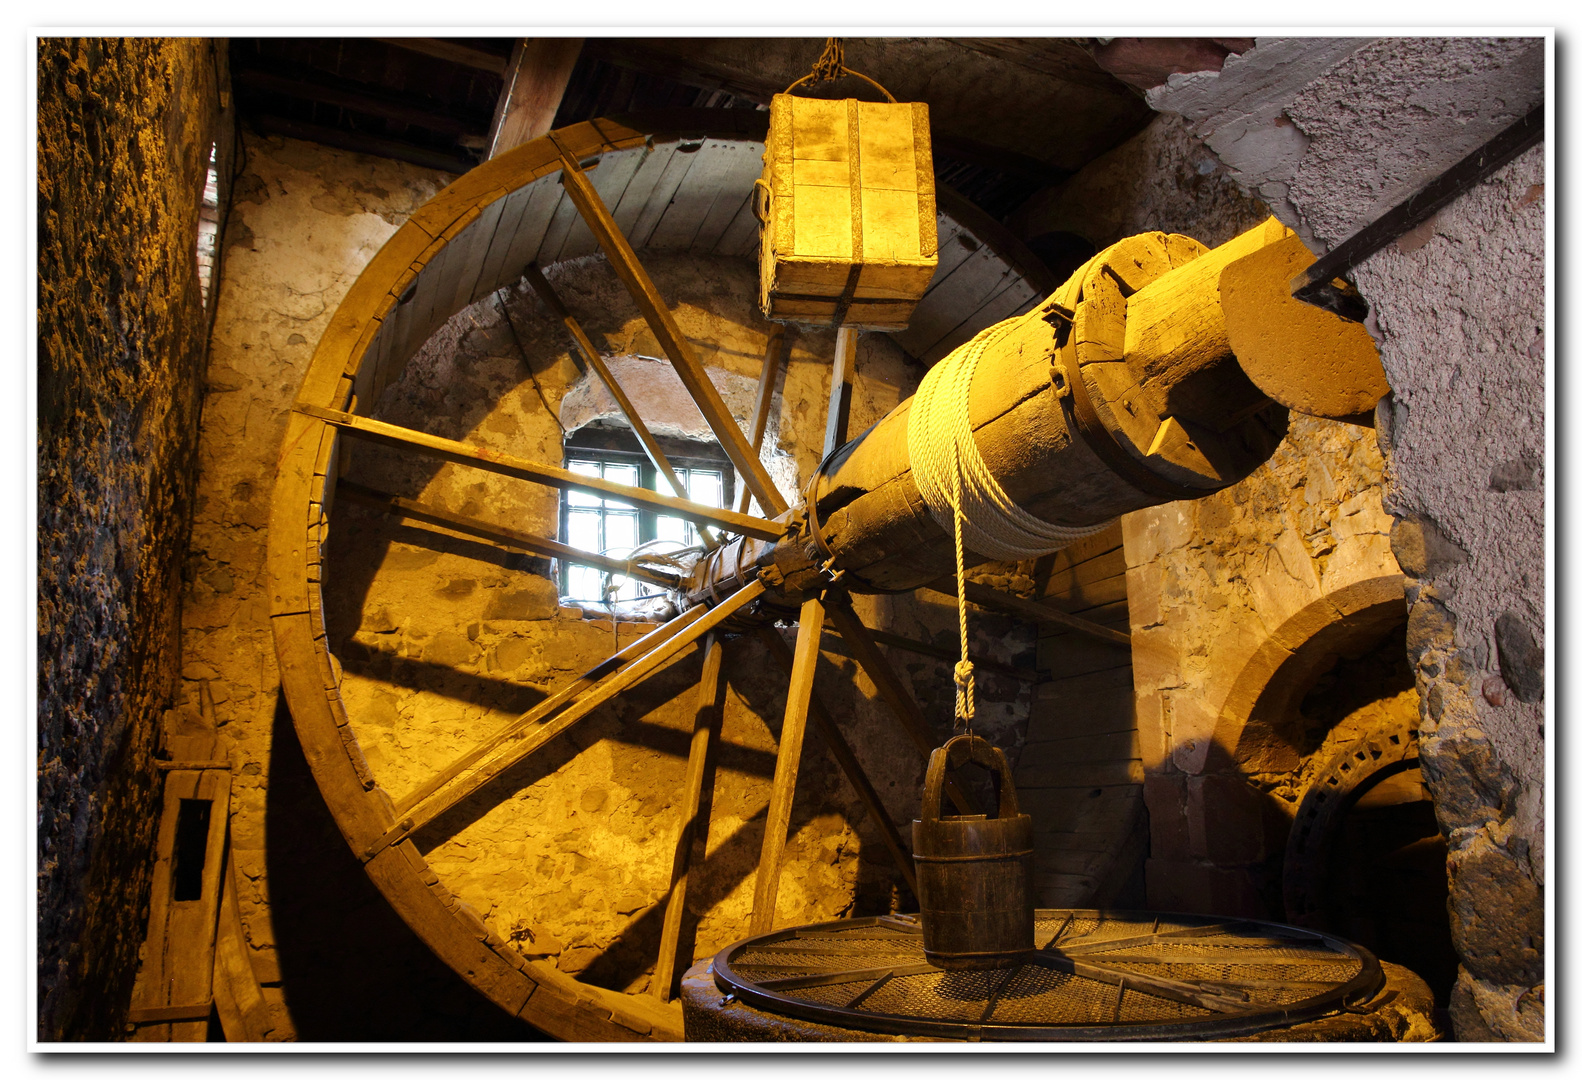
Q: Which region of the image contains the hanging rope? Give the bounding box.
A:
[907,320,1116,729]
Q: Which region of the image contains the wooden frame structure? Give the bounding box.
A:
[267,110,1051,1041]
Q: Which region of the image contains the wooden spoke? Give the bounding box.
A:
[1028,951,1257,1014]
[548,134,789,517]
[823,326,857,458]
[387,607,707,822]
[295,402,783,541]
[925,578,1131,647]
[366,581,765,858]
[736,325,786,515]
[523,262,719,549]
[335,478,680,588]
[821,598,976,815]
[651,632,728,1002]
[749,595,825,935]
[1054,921,1258,957]
[820,624,1035,682]
[755,628,918,897]
[757,962,936,992]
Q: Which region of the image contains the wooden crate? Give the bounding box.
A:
[758,94,938,331]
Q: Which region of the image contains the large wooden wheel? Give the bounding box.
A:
[267,111,1049,1041]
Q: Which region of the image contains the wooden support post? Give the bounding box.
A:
[293,403,782,541]
[371,581,766,855]
[737,325,787,515]
[487,38,584,159]
[755,628,918,897]
[750,595,825,935]
[822,598,977,815]
[652,633,727,1002]
[336,479,680,587]
[824,326,857,458]
[548,136,789,517]
[523,262,718,548]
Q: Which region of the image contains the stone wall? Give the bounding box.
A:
[37,38,228,1041]
[1148,36,1547,1041]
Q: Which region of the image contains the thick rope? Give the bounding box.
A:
[908,320,1115,728]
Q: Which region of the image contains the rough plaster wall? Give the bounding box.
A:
[36,37,220,1041]
[179,134,549,1040]
[1147,37,1546,1041]
[327,251,1033,996]
[1010,111,1271,252]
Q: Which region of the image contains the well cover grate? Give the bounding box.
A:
[710,909,1383,1041]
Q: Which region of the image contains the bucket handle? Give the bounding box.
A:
[920,734,1020,825]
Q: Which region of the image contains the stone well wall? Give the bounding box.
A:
[37,37,226,1041]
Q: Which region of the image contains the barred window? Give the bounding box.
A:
[560,427,733,605]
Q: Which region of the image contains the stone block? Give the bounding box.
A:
[1143,771,1190,859]
[1121,503,1196,566]
[1133,691,1170,770]
[1125,563,1163,629]
[1187,772,1285,867]
[482,576,559,621]
[1447,834,1544,985]
[1128,625,1179,692]
[1245,526,1322,629]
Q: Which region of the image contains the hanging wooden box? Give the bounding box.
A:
[758,94,938,331]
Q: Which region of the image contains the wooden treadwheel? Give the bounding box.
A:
[267,111,1045,1041]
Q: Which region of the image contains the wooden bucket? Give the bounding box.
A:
[911,735,1035,970]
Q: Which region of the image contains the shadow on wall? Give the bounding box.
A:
[263,691,551,1040]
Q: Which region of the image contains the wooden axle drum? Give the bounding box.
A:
[912,735,1034,970]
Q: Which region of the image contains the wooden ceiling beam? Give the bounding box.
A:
[373,37,510,75]
[246,113,476,174]
[487,38,585,159]
[232,64,490,137]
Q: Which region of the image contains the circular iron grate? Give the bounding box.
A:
[711,908,1384,1041]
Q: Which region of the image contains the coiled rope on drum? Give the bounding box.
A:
[907,320,1114,730]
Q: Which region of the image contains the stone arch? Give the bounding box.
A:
[1206,574,1407,775]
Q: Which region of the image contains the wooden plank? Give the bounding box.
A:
[822,599,975,815]
[506,177,569,280]
[757,628,918,897]
[610,137,680,237]
[690,140,765,253]
[487,38,584,159]
[335,478,680,587]
[888,214,971,360]
[750,595,825,936]
[549,136,787,515]
[824,327,857,458]
[294,403,782,541]
[735,326,785,515]
[1037,632,1133,681]
[647,138,742,251]
[470,182,540,302]
[441,192,509,322]
[375,37,508,75]
[893,239,1014,359]
[1021,759,1144,788]
[626,137,702,249]
[1037,546,1130,603]
[712,186,761,258]
[653,633,727,1003]
[1026,685,1136,741]
[558,146,649,261]
[406,234,461,352]
[921,275,1041,366]
[1017,730,1140,774]
[917,270,1025,366]
[1031,663,1135,703]
[211,851,274,1042]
